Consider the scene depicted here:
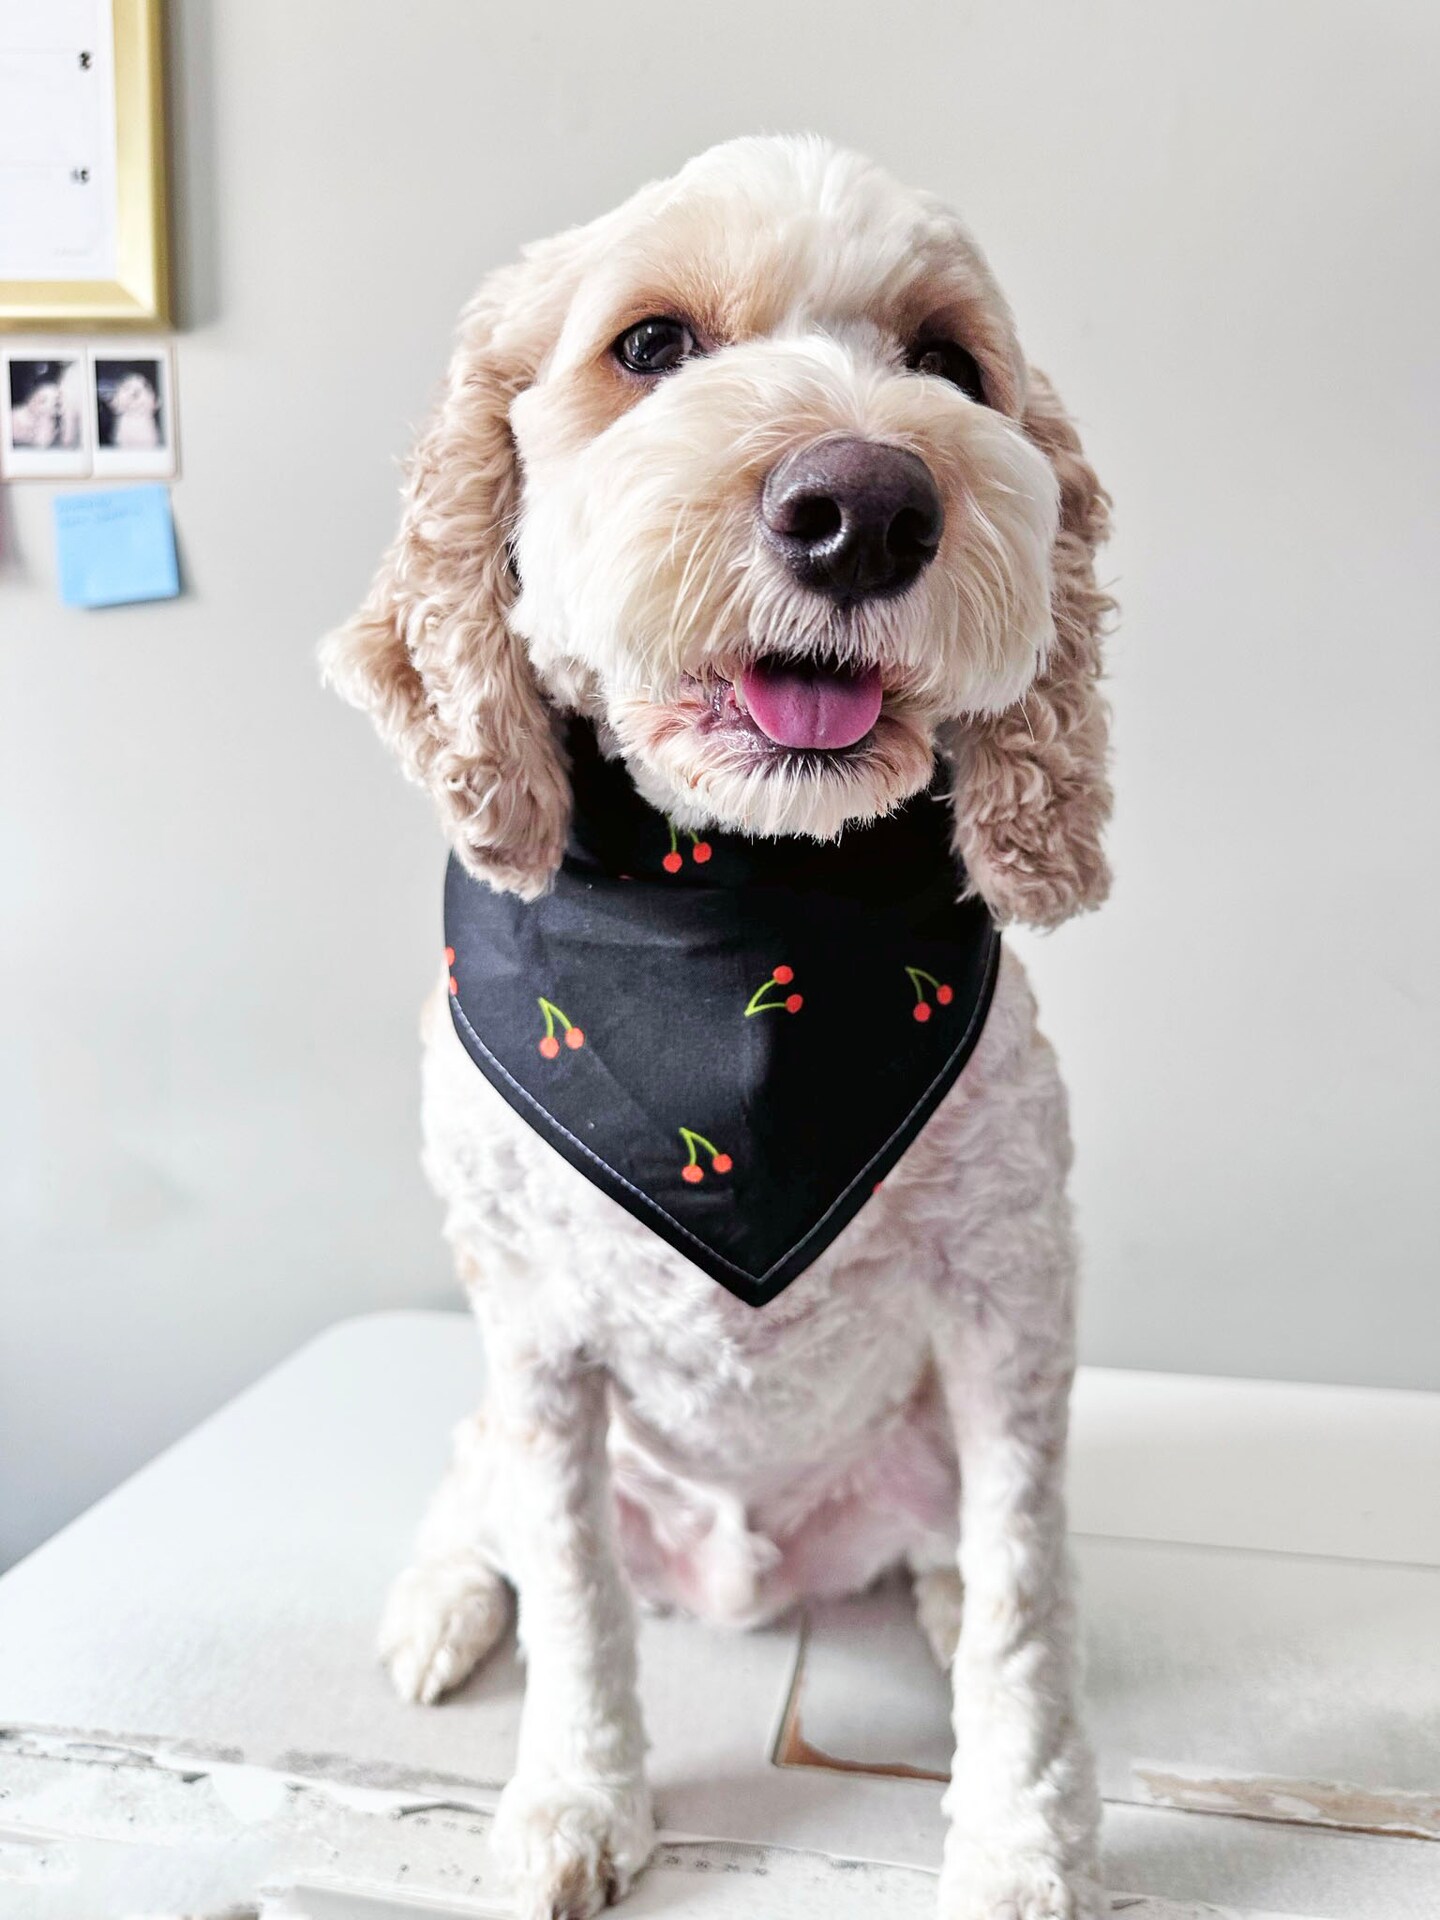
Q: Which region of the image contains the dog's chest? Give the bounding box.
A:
[604,1266,937,1486]
[427,1015,942,1457]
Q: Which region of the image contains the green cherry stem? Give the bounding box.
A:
[906,966,942,1001]
[537,996,571,1039]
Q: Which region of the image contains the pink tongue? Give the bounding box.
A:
[739,659,884,750]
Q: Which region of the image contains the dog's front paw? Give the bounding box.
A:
[491,1773,655,1918]
[377,1559,510,1704]
[938,1841,1103,1920]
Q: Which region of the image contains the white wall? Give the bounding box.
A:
[3,0,1437,1566]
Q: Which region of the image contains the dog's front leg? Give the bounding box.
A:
[485,1323,653,1918]
[932,1308,1101,1919]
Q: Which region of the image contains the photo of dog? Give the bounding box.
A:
[324,133,1113,1920]
[90,348,177,479]
[96,363,163,449]
[1,352,89,479]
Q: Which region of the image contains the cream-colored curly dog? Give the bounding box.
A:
[324,134,1114,1920]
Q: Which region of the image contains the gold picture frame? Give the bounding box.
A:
[0,0,170,331]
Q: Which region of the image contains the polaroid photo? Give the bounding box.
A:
[1,350,92,479]
[89,345,177,479]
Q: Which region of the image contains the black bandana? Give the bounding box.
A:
[444,721,1000,1307]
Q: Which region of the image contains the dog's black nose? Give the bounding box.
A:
[760,437,944,601]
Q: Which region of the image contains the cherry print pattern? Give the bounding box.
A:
[663,820,713,872]
[745,966,804,1017]
[537,996,585,1059]
[906,966,954,1024]
[454,783,983,1265]
[464,938,951,1208]
[679,1128,732,1183]
[441,717,1004,1305]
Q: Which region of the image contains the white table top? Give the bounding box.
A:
[0,1311,1436,1918]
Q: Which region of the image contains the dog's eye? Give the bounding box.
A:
[907,338,987,404]
[614,317,696,376]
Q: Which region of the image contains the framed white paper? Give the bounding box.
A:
[0,0,169,329]
[1,346,90,477]
[89,340,174,476]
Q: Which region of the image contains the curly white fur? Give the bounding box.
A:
[325,135,1113,1920]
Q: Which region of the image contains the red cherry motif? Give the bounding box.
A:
[906,966,951,1023]
[745,965,802,1017]
[449,974,459,996]
[678,1127,730,1182]
[664,821,714,871]
[444,946,455,967]
[537,996,582,1059]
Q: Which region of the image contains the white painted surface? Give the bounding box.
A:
[0,1313,1436,1918]
[796,1554,1440,1818]
[3,1,1439,1569]
[1069,1368,1440,1566]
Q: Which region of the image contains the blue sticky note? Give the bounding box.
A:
[53,485,180,609]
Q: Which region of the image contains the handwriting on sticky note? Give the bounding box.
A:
[53,485,180,609]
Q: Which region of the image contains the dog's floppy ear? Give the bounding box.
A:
[321,248,574,899]
[951,369,1114,929]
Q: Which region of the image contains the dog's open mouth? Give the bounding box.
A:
[706,657,885,754]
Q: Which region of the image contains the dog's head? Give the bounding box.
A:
[324,136,1112,926]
